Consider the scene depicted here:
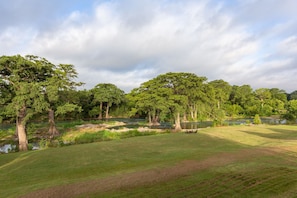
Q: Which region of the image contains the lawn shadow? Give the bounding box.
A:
[240,126,297,141]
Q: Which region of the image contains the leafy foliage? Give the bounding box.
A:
[74,130,159,144]
[91,83,125,119]
[253,114,262,125]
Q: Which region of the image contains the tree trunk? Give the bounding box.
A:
[174,112,182,131]
[148,111,152,125]
[152,115,160,125]
[183,113,187,122]
[17,106,28,151]
[194,104,198,120]
[48,108,59,138]
[98,102,103,119]
[190,106,195,121]
[105,103,110,119]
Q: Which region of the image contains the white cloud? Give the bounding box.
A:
[1,0,297,93]
[278,36,297,55]
[0,27,37,55]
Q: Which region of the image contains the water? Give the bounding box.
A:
[107,117,287,130]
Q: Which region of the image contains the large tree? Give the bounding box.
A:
[91,83,125,119]
[269,88,287,115]
[130,72,207,131]
[44,63,82,137]
[208,80,232,124]
[0,55,53,151]
[284,100,297,121]
[128,80,169,125]
[209,80,232,110]
[254,88,272,116]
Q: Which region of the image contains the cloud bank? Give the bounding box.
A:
[0,0,297,92]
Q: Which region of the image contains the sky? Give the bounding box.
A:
[1,0,297,93]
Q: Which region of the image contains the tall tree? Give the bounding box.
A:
[229,85,254,116]
[127,85,167,125]
[43,63,82,137]
[91,83,125,119]
[269,88,287,115]
[208,80,231,124]
[209,79,232,109]
[0,55,53,151]
[284,100,297,121]
[184,76,207,121]
[131,72,206,131]
[254,88,272,116]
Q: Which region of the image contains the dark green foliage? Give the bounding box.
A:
[288,90,297,100]
[283,100,297,121]
[91,83,125,119]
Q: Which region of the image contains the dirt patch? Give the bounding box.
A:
[19,147,282,198]
[75,121,126,131]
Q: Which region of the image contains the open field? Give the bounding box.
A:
[1,125,297,197]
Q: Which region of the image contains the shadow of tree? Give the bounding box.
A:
[240,127,297,140]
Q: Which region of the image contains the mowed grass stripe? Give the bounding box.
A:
[160,166,297,198]
[1,132,243,197]
[2,125,297,197]
[150,168,297,197]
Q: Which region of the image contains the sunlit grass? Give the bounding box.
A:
[200,125,297,147]
[1,125,297,197]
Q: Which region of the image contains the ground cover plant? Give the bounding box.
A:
[1,125,297,197]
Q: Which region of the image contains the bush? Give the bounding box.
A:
[74,131,105,144]
[39,139,51,149]
[253,114,262,125]
[74,130,159,144]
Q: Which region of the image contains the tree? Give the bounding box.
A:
[230,85,254,109]
[208,80,232,109]
[207,80,231,125]
[184,76,207,121]
[268,88,287,115]
[270,88,287,103]
[288,90,297,101]
[91,83,125,119]
[0,55,53,151]
[225,104,243,118]
[284,100,297,121]
[43,63,82,137]
[127,86,167,125]
[0,80,14,123]
[76,89,94,119]
[151,72,190,131]
[130,72,206,131]
[254,88,272,116]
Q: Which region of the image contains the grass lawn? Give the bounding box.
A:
[1,125,297,197]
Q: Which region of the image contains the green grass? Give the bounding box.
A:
[1,125,297,197]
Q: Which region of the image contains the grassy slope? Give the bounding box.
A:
[1,125,297,197]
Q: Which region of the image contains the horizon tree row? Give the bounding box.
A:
[1,54,297,150]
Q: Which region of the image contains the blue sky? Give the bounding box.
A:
[1,0,297,93]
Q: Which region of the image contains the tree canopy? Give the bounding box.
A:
[0,55,82,150]
[1,54,296,152]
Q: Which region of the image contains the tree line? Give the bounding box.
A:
[1,55,297,151]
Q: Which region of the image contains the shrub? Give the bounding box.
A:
[253,114,262,125]
[74,131,105,144]
[39,139,51,149]
[73,130,159,144]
